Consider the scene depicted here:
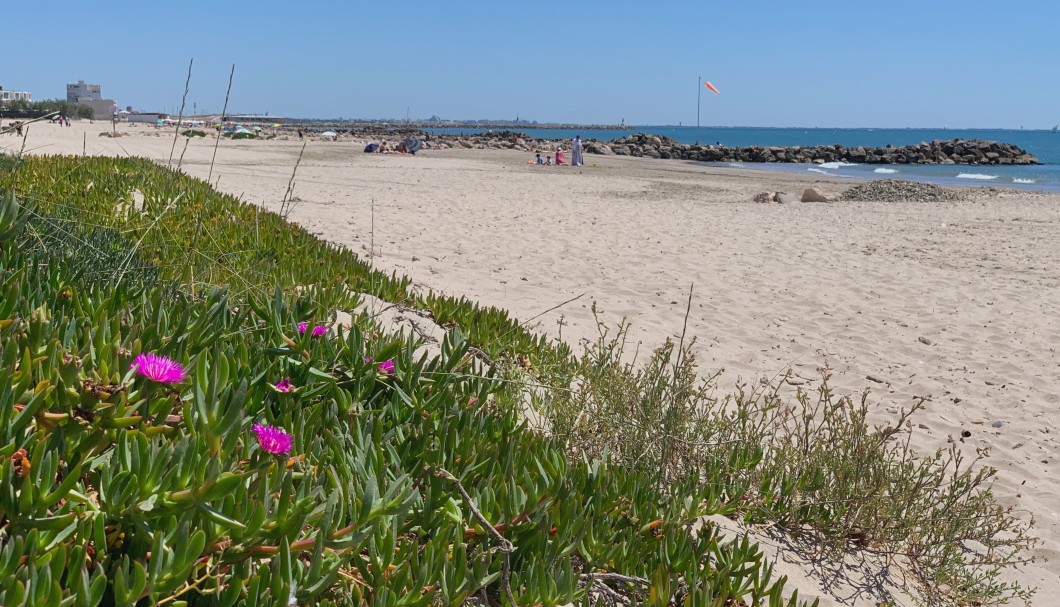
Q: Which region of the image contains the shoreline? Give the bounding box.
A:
[6,121,1060,603]
[707,159,1060,192]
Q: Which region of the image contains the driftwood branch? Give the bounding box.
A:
[435,467,516,606]
[579,572,651,606]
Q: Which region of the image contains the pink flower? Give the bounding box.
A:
[297,322,327,337]
[273,377,294,393]
[131,353,187,383]
[252,423,293,455]
[377,360,395,375]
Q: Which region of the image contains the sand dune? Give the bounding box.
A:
[8,121,1060,605]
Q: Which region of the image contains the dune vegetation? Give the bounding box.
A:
[0,153,1035,606]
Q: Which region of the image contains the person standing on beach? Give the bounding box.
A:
[571,136,583,166]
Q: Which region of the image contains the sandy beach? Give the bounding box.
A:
[6,120,1060,604]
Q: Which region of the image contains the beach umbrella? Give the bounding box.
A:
[235,128,253,134]
[252,126,262,131]
[321,131,338,138]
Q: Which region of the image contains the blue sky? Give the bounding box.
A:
[3,1,1058,128]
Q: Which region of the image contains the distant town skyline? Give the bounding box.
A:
[3,1,1060,129]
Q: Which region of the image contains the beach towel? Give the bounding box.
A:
[364,142,380,153]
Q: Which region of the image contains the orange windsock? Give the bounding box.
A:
[704,81,721,95]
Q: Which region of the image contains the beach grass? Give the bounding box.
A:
[534,314,1036,606]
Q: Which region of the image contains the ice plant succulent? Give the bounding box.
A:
[130,353,187,384]
[273,377,294,393]
[252,423,293,455]
[378,360,395,375]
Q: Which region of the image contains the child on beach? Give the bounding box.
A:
[535,152,544,165]
[546,155,552,165]
[555,147,566,165]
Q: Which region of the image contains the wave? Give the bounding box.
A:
[818,161,858,169]
[873,168,898,174]
[806,168,831,175]
[727,163,744,168]
[956,173,999,180]
[1012,178,1037,184]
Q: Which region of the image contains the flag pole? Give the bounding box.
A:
[697,76,701,144]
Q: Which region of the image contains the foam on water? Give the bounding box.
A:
[1013,178,1037,184]
[817,161,858,169]
[806,168,831,175]
[874,168,898,174]
[956,173,999,180]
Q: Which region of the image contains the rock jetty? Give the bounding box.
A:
[287,126,1039,166]
[586,134,1038,166]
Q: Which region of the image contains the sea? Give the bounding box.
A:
[425,126,1060,192]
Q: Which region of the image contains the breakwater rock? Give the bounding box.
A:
[588,135,1039,166]
[291,127,1039,166]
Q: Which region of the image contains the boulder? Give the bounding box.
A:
[801,188,829,203]
[774,192,799,204]
[752,192,774,203]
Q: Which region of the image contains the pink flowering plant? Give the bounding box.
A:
[252,423,294,455]
[298,321,327,337]
[272,377,295,393]
[131,352,188,383]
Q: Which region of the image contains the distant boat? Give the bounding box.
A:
[1052,123,1058,133]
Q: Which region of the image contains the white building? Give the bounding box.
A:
[67,80,102,102]
[126,112,168,124]
[0,86,32,102]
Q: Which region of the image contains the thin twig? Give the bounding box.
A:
[206,64,235,185]
[520,292,586,328]
[672,283,694,376]
[168,58,194,166]
[0,111,58,137]
[580,572,650,586]
[279,140,307,219]
[190,63,235,290]
[178,138,190,168]
[434,467,516,606]
[579,572,649,607]
[587,579,627,606]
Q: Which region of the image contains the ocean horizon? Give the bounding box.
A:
[425,126,1060,192]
